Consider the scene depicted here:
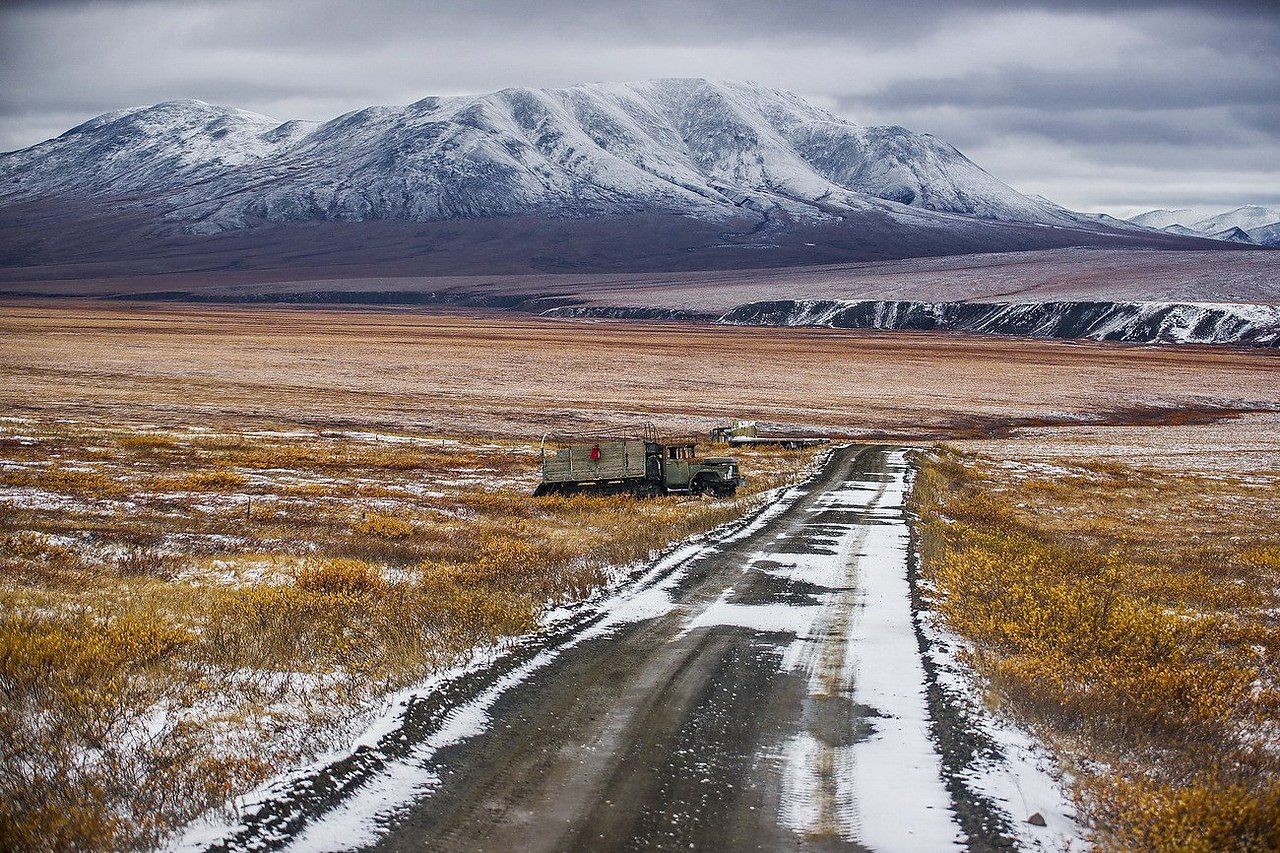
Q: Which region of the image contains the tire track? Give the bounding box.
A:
[187,445,993,852]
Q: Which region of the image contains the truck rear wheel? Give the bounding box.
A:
[631,481,662,498]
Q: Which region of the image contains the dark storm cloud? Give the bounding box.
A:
[2,0,1278,214]
[963,108,1261,148]
[858,68,1280,113]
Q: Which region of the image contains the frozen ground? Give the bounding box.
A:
[966,411,1280,475]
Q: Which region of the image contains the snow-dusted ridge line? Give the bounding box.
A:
[543,299,1280,346]
[1,79,1090,234]
[1128,205,1280,246]
[717,299,1280,346]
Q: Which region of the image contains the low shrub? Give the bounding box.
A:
[350,511,414,538]
[1082,773,1280,853]
[294,558,387,596]
[0,611,196,851]
[915,448,1280,850]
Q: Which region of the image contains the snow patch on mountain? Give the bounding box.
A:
[1,80,1086,234]
[713,299,1280,346]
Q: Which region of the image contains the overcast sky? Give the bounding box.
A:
[2,0,1277,216]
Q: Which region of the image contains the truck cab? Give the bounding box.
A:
[658,442,740,497]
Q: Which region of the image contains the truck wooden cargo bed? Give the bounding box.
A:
[541,440,651,484]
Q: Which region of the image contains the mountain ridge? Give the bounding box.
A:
[1127,204,1280,247]
[0,79,1094,232]
[0,79,1251,275]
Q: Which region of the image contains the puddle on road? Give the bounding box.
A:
[729,569,830,607]
[805,695,884,749]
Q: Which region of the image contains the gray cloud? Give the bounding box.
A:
[965,108,1265,149]
[1,0,1278,215]
[857,68,1280,113]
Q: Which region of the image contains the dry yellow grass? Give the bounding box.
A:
[0,415,814,851]
[4,301,1277,849]
[914,449,1280,852]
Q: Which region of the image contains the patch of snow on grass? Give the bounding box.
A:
[175,480,814,850]
[919,609,1089,850]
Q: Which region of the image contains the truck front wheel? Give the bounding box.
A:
[692,476,736,498]
[710,482,737,498]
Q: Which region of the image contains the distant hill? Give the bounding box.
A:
[1128,205,1280,246]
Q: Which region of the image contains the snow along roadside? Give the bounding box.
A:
[769,448,964,849]
[170,464,825,853]
[905,452,1089,852]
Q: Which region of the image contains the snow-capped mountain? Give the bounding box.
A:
[2,100,314,200]
[1128,208,1202,230]
[0,79,1245,277]
[3,79,1085,234]
[1128,205,1280,246]
[1196,205,1280,235]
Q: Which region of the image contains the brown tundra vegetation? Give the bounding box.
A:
[915,450,1280,851]
[1,299,1278,850]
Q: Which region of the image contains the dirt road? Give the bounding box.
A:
[192,446,1024,852]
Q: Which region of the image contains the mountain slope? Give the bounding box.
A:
[2,79,1081,233]
[1248,222,1280,247]
[1209,226,1257,245]
[0,80,1244,275]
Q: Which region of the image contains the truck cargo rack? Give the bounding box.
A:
[539,423,658,455]
[539,423,705,458]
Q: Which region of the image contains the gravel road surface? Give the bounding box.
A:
[195,445,1013,852]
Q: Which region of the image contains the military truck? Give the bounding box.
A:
[534,426,741,498]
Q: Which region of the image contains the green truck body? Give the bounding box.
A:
[534,432,741,498]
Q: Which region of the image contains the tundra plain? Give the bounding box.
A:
[2,299,1278,850]
[3,300,1279,447]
